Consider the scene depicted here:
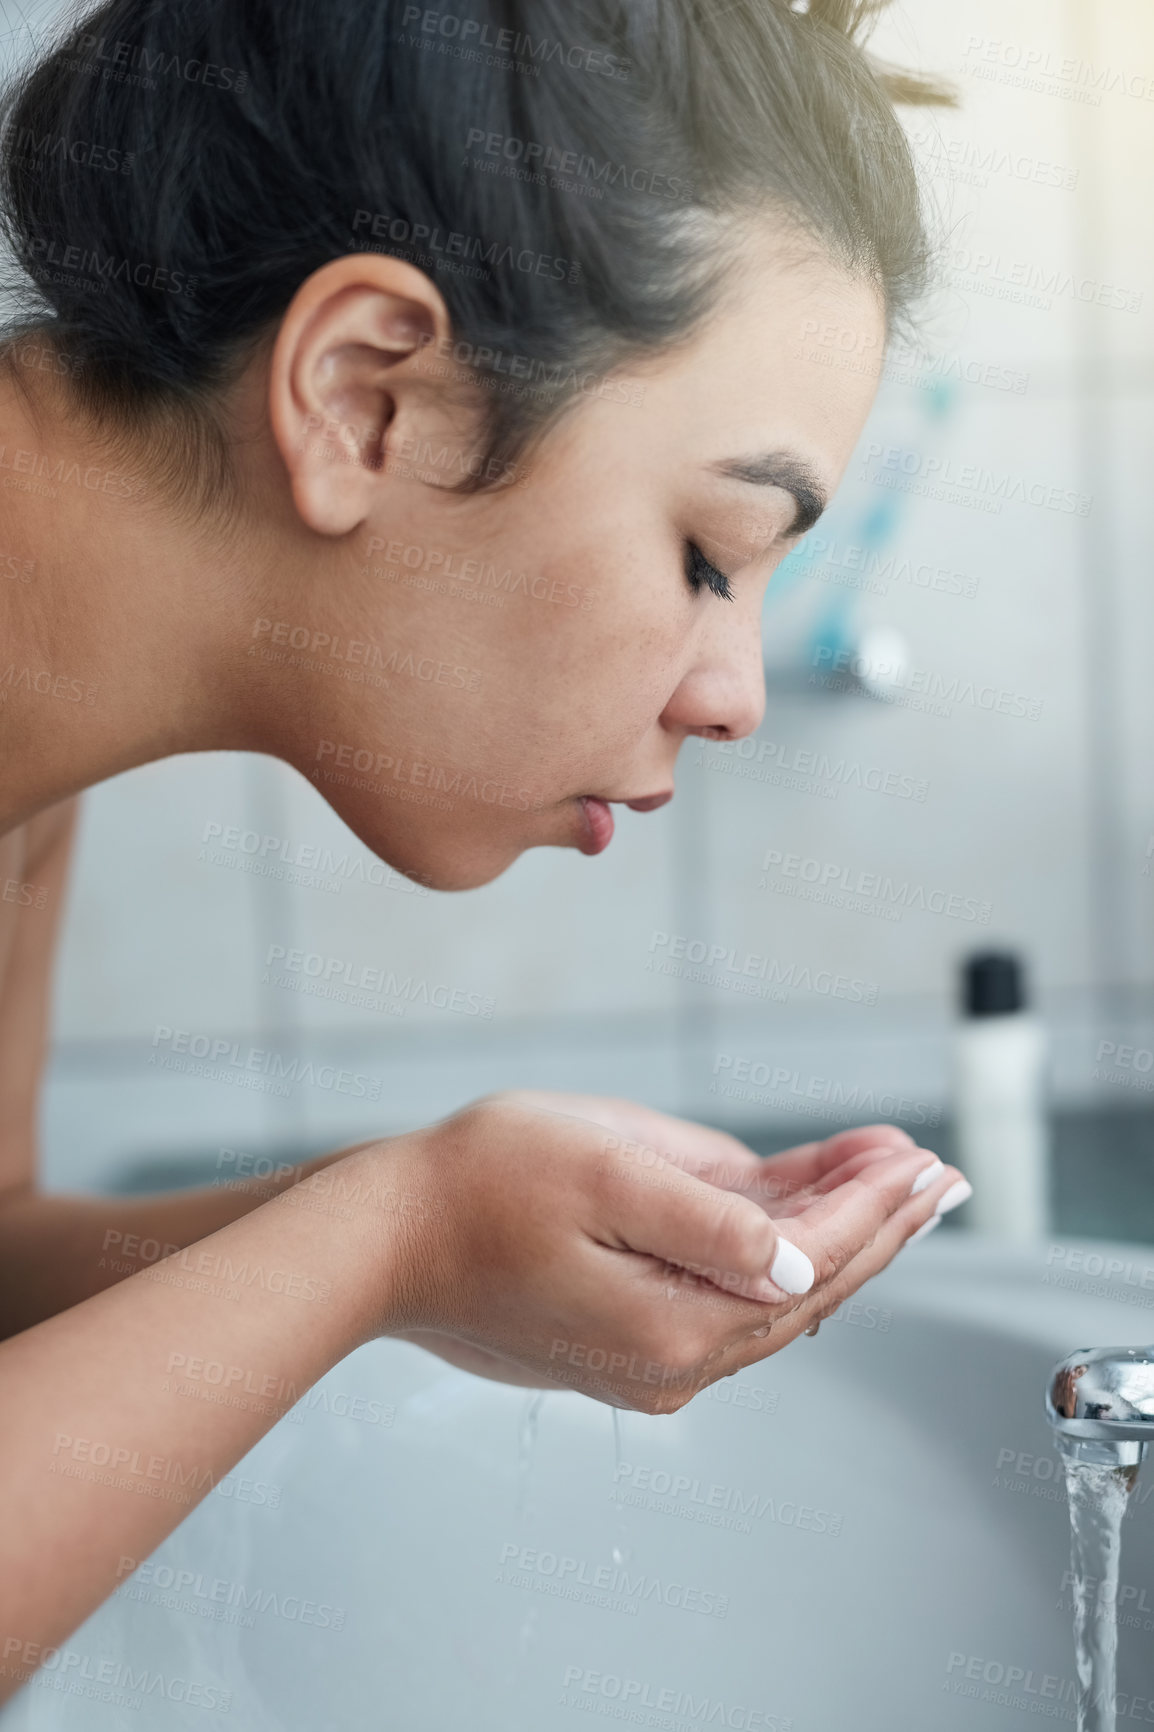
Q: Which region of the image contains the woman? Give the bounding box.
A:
[0,0,969,1696]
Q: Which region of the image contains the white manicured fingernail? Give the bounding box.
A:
[938,1179,973,1214]
[909,1158,943,1197]
[770,1235,815,1296]
[909,1214,942,1244]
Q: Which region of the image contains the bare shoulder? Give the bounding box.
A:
[0,796,81,1191]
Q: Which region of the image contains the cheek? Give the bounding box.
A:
[551,630,684,762]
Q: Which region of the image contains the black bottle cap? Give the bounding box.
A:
[961,951,1026,1017]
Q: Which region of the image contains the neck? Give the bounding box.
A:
[0,355,288,833]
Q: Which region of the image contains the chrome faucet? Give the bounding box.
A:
[1046,1346,1154,1469]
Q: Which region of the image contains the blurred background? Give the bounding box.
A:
[20,0,1154,1241]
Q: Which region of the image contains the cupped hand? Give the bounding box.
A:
[360,1091,964,1411]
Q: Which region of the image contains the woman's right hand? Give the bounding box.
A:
[325,1092,965,1413]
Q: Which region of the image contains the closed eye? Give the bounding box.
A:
[684,541,735,603]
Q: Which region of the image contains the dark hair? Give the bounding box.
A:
[0,0,951,511]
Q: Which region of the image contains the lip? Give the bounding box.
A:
[576,790,674,856]
[578,796,615,856]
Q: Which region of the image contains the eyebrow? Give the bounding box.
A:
[710,452,829,538]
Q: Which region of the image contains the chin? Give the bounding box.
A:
[371,832,528,895]
[418,854,515,893]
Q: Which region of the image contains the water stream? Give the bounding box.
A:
[513,1393,546,1658]
[1061,1458,1141,1732]
[611,1407,632,1567]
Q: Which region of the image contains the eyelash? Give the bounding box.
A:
[684,541,735,603]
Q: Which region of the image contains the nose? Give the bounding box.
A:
[660,600,767,743]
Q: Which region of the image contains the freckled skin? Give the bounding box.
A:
[0,226,885,890]
[261,234,885,889]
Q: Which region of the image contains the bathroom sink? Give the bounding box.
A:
[7,1235,1154,1730]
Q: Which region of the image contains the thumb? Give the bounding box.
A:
[595,1146,815,1304]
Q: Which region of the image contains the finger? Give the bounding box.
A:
[601,1143,943,1323]
[761,1142,942,1221]
[761,1151,960,1293]
[656,1121,920,1203]
[586,1116,918,1208]
[689,1163,965,1387]
[748,1123,918,1200]
[594,1141,814,1305]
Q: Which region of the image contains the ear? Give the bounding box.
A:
[268,254,456,536]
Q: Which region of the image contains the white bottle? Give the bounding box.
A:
[952,951,1050,1243]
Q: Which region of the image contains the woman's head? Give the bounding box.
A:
[0,0,948,887]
